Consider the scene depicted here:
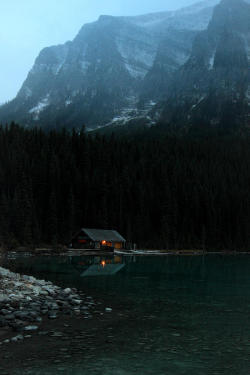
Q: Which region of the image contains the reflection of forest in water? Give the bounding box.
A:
[3,255,250,375]
[3,254,250,297]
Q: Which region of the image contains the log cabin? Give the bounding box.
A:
[70,228,126,251]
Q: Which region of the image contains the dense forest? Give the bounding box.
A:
[0,122,250,251]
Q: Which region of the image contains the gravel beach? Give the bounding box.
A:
[0,265,118,374]
[0,266,103,344]
[0,264,127,375]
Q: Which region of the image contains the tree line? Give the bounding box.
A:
[0,122,250,251]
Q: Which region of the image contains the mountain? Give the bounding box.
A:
[160,0,250,129]
[0,0,220,130]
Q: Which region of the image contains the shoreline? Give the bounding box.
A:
[0,266,106,346]
[1,249,250,259]
[0,266,119,374]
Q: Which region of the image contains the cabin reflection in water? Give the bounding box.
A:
[72,256,126,277]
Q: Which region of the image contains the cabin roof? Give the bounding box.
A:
[81,228,126,242]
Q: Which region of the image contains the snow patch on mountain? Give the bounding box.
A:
[22,87,32,99]
[80,61,91,74]
[29,95,50,120]
[191,95,206,110]
[124,63,146,79]
[208,50,216,70]
[53,62,65,75]
[116,36,156,78]
[174,49,192,66]
[65,99,72,106]
[103,96,157,127]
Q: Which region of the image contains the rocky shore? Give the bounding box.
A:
[0,266,100,345]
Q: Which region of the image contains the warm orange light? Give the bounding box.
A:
[102,240,106,245]
[101,260,106,268]
[114,256,122,264]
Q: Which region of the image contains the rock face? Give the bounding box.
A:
[161,0,250,129]
[0,0,220,130]
[0,0,248,131]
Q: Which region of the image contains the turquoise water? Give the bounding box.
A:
[3,254,250,374]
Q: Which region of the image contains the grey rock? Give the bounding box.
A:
[63,288,72,295]
[0,294,9,303]
[29,302,41,310]
[29,311,39,318]
[50,331,64,337]
[40,290,49,296]
[14,311,30,320]
[1,309,10,315]
[11,334,24,342]
[8,319,25,331]
[5,314,15,320]
[24,325,39,331]
[48,303,59,310]
[0,265,97,340]
[69,299,82,306]
[81,306,89,310]
[38,331,49,336]
[48,312,57,319]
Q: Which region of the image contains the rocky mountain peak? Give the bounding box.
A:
[209,0,250,34]
[161,0,250,129]
[0,0,248,132]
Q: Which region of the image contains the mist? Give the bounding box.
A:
[0,0,202,104]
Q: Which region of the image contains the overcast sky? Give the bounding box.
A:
[0,0,199,104]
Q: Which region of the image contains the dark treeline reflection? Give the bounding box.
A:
[1,122,250,250]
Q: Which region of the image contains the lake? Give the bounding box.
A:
[2,254,250,374]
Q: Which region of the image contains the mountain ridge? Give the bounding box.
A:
[0,0,249,131]
[0,0,220,129]
[160,0,250,129]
